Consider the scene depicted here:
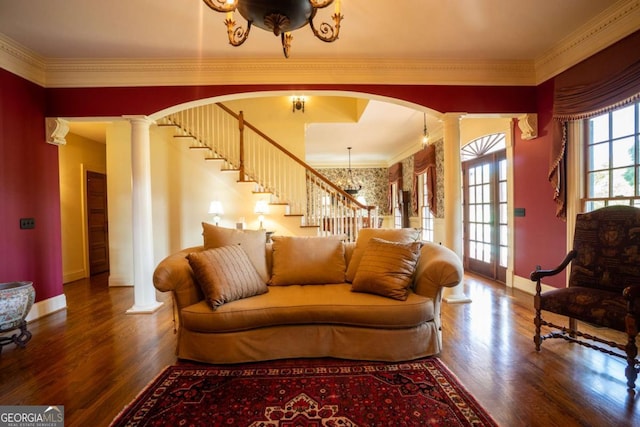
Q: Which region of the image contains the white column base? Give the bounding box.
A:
[443,283,472,304]
[443,295,473,304]
[126,301,164,314]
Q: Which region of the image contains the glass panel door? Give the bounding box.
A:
[462,151,507,282]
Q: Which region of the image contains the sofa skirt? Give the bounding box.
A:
[176,322,441,364]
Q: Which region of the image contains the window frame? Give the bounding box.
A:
[582,100,640,211]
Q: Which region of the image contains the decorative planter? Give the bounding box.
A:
[0,281,35,352]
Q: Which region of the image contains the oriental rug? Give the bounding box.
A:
[110,358,498,427]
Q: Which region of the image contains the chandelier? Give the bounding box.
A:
[343,147,362,196]
[202,0,343,58]
[421,112,430,148]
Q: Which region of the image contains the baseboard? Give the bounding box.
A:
[25,294,67,322]
[108,275,133,287]
[63,269,86,284]
[513,274,556,295]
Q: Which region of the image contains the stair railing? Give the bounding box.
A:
[160,102,377,241]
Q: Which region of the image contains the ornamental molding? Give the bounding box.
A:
[40,58,535,88]
[535,0,640,83]
[45,117,70,146]
[1,1,638,88]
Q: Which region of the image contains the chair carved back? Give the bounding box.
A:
[570,206,640,292]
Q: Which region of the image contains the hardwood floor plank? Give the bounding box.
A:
[1,272,639,426]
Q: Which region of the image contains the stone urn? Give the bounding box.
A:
[0,281,35,352]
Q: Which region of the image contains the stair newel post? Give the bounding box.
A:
[238,110,246,182]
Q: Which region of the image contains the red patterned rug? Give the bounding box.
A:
[110,358,498,427]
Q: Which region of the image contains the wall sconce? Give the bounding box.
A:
[292,97,305,113]
[254,200,269,230]
[208,201,224,226]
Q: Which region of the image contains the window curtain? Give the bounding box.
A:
[413,144,437,215]
[550,30,640,219]
[388,162,403,214]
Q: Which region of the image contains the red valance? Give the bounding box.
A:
[550,30,640,219]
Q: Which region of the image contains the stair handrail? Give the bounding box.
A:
[216,102,374,213]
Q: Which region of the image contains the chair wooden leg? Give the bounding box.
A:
[569,317,577,338]
[534,309,542,351]
[625,336,638,393]
[625,312,638,393]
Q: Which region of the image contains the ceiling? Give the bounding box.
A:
[1,0,638,166]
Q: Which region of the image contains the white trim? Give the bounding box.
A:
[505,120,516,289]
[25,294,67,322]
[513,274,556,296]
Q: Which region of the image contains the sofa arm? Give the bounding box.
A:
[413,242,463,300]
[153,246,204,309]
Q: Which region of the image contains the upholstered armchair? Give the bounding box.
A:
[530,205,640,392]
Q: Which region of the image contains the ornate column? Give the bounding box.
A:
[442,113,471,304]
[125,116,163,314]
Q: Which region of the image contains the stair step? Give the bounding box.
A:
[189,146,210,150]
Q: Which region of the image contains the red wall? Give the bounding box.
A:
[0,68,562,304]
[45,84,537,117]
[513,79,567,287]
[0,69,63,301]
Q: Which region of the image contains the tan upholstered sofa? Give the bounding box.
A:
[153,224,463,364]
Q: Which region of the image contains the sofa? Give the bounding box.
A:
[153,223,463,364]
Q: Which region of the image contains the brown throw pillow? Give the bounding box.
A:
[201,223,269,282]
[346,228,421,282]
[270,235,346,285]
[187,245,268,310]
[351,238,422,301]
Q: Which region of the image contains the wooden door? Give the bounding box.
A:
[87,171,109,275]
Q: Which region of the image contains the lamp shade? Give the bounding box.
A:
[209,201,223,215]
[254,200,269,215]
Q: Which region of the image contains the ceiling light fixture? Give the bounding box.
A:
[422,112,430,148]
[343,146,362,196]
[202,0,343,58]
[292,96,305,113]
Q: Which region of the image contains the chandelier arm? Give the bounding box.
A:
[202,0,237,13]
[309,0,335,9]
[309,13,342,43]
[281,33,293,59]
[225,18,251,47]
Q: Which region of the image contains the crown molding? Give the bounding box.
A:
[39,57,535,88]
[1,1,638,89]
[535,0,640,83]
[0,33,46,85]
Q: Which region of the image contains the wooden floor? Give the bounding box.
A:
[1,273,639,427]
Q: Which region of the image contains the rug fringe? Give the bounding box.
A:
[108,365,172,427]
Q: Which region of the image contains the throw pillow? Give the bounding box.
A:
[201,223,269,282]
[270,235,346,285]
[345,228,421,282]
[351,238,422,301]
[187,245,268,310]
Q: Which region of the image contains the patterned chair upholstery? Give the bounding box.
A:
[530,205,640,392]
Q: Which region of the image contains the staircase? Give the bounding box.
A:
[157,102,377,241]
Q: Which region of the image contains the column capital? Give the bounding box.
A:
[442,112,466,122]
[123,115,155,126]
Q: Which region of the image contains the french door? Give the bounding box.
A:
[462,151,507,282]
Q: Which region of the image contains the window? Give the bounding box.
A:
[584,101,640,211]
[419,173,434,242]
